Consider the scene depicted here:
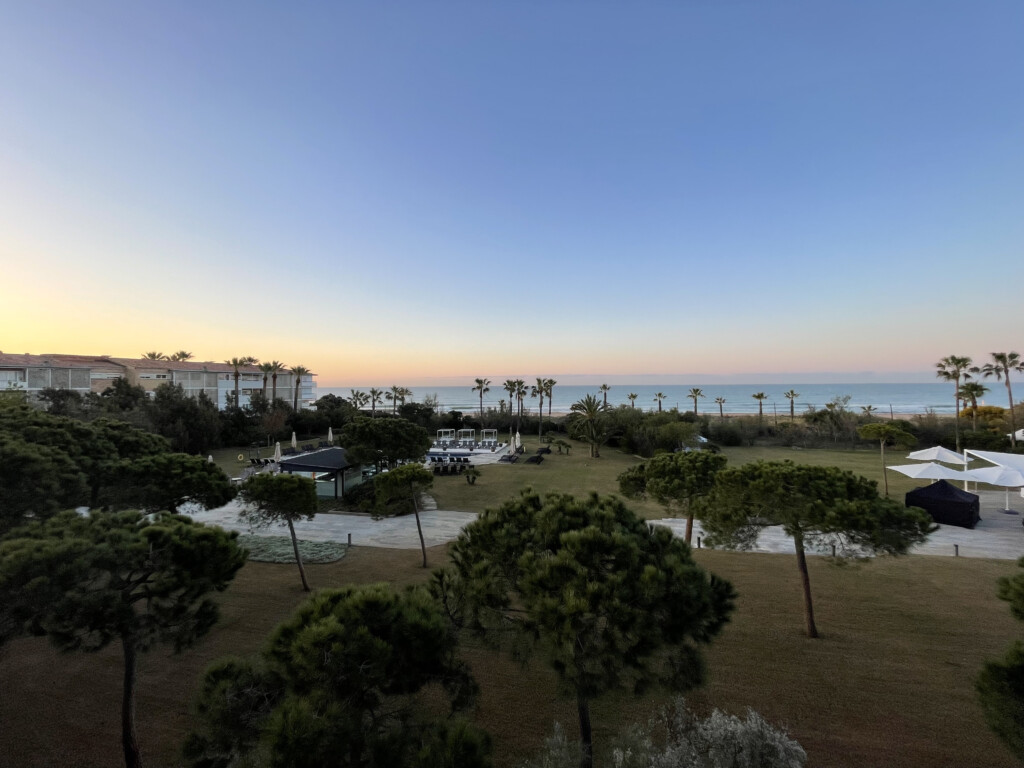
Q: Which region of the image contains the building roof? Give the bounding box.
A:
[0,353,119,369]
[0,353,311,377]
[108,357,264,374]
[279,447,354,473]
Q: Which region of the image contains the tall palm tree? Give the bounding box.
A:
[169,350,193,361]
[752,393,768,425]
[225,356,257,408]
[980,352,1024,446]
[545,378,556,418]
[142,351,167,360]
[399,387,414,407]
[860,405,877,419]
[958,381,989,432]
[290,365,311,412]
[783,390,800,420]
[715,396,726,421]
[653,392,666,412]
[627,393,638,409]
[936,355,974,451]
[532,377,546,438]
[473,378,491,420]
[502,380,517,424]
[349,389,369,412]
[268,361,286,406]
[369,388,384,417]
[688,388,705,416]
[514,379,527,432]
[385,390,396,413]
[599,383,611,409]
[258,362,276,399]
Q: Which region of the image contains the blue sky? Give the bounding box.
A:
[1,2,1022,385]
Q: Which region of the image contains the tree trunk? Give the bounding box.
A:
[953,379,962,452]
[684,512,694,544]
[412,493,427,568]
[793,531,819,638]
[121,636,143,768]
[577,694,593,768]
[790,400,795,420]
[286,518,311,592]
[538,395,544,439]
[880,440,888,497]
[1007,380,1017,448]
[234,372,240,409]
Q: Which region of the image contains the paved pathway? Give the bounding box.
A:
[186,490,1024,560]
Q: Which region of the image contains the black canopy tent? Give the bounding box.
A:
[905,480,980,529]
[279,447,356,499]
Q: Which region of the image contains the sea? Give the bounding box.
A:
[317,383,1006,417]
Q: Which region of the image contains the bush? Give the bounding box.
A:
[521,698,805,768]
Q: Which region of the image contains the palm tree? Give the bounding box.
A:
[399,387,414,407]
[936,355,974,451]
[599,383,611,409]
[268,361,286,406]
[860,405,877,419]
[752,393,768,426]
[783,390,800,420]
[502,380,517,424]
[349,389,369,412]
[532,377,546,438]
[653,392,666,412]
[169,350,193,361]
[688,388,705,416]
[715,396,726,421]
[568,394,609,458]
[958,381,989,432]
[225,356,258,408]
[473,378,491,420]
[627,393,638,409]
[369,388,384,417]
[545,378,556,418]
[258,362,276,399]
[290,365,311,412]
[980,352,1024,447]
[388,385,402,414]
[141,351,167,360]
[514,379,527,432]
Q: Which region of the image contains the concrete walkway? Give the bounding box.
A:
[186,490,1024,560]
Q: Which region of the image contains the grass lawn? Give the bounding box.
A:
[430,438,930,519]
[1,545,1019,767]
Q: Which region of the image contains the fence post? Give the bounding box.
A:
[954,544,959,557]
[697,536,701,549]
[347,533,352,546]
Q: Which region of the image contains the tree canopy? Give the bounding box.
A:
[977,557,1024,760]
[239,473,319,591]
[434,490,735,768]
[618,450,727,544]
[0,510,246,768]
[702,461,934,638]
[184,583,490,768]
[856,422,917,497]
[372,464,434,567]
[339,416,431,469]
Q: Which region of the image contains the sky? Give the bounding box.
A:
[1,2,1022,387]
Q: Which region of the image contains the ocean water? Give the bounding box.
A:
[318,382,1007,416]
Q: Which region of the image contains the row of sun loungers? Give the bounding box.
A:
[433,463,468,475]
[498,453,519,463]
[428,455,473,465]
[430,441,506,449]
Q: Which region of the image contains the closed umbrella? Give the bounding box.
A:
[274,442,282,463]
[328,426,334,444]
[888,463,970,481]
[964,466,1024,513]
[291,432,298,450]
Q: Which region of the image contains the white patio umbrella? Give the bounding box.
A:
[327,426,334,444]
[887,463,970,481]
[207,455,213,463]
[291,432,298,450]
[907,447,972,464]
[273,442,282,463]
[964,466,1024,512]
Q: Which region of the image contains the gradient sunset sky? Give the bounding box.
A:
[2,2,1022,387]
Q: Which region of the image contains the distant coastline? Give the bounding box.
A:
[319,382,1009,417]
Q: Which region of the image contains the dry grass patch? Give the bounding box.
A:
[2,543,1020,767]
